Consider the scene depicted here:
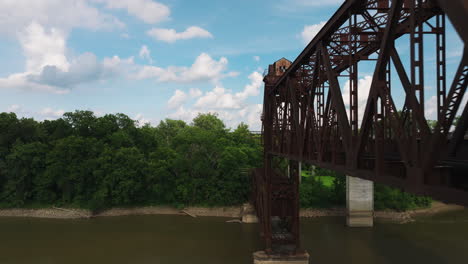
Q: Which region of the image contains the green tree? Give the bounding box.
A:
[1,142,48,206]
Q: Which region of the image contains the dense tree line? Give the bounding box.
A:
[0,110,430,212]
[0,111,262,210]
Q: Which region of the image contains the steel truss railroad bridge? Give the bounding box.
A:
[251,0,468,257]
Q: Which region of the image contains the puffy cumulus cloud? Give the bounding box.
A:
[102,55,135,70]
[6,105,66,120]
[18,22,69,73]
[301,21,326,45]
[134,53,237,83]
[169,71,264,130]
[26,53,134,88]
[139,45,153,63]
[425,94,468,123]
[194,86,242,109]
[134,113,153,127]
[195,71,263,109]
[424,95,438,120]
[168,106,199,123]
[235,72,263,99]
[169,103,263,130]
[194,71,263,110]
[93,0,170,24]
[341,75,373,123]
[0,72,70,94]
[0,22,134,93]
[0,0,124,36]
[167,90,188,109]
[239,104,263,130]
[147,26,213,43]
[189,88,203,98]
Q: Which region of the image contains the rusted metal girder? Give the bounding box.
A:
[255,0,468,255]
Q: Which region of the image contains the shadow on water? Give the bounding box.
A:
[0,209,467,264]
[301,210,468,264]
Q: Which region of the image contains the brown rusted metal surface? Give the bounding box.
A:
[254,0,468,255]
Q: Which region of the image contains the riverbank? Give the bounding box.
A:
[0,202,464,223]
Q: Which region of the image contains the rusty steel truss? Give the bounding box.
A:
[254,0,468,255]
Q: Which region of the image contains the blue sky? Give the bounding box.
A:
[0,0,464,130]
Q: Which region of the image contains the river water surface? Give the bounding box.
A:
[1,209,467,264]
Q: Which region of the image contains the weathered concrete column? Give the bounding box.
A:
[346,175,374,227]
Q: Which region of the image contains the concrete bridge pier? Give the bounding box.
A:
[253,251,310,264]
[346,175,374,227]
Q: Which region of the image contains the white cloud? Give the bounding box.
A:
[424,94,468,122]
[134,113,152,127]
[239,104,263,130]
[135,53,236,83]
[0,72,70,94]
[4,105,67,120]
[139,45,153,64]
[169,71,264,130]
[189,88,202,98]
[169,103,263,130]
[168,106,199,123]
[235,71,263,100]
[121,33,130,39]
[195,86,242,109]
[40,107,65,119]
[147,26,213,43]
[18,22,69,73]
[253,56,260,62]
[425,95,438,120]
[27,53,134,88]
[342,75,373,123]
[93,0,170,24]
[168,90,188,109]
[194,71,262,110]
[301,21,326,44]
[0,22,135,93]
[0,0,124,36]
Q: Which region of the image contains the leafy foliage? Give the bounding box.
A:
[0,110,430,211]
[374,184,431,211]
[300,168,431,211]
[0,111,261,209]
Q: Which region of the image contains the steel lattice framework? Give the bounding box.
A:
[253,0,468,255]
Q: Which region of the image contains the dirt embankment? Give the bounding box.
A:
[0,206,242,219]
[0,202,464,223]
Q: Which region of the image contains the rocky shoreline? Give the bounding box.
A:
[0,202,464,223]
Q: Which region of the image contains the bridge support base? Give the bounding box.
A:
[346,175,374,227]
[253,251,309,264]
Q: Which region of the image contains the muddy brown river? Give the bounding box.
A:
[1,209,467,264]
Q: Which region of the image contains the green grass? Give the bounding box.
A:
[315,176,334,187]
[301,171,334,188]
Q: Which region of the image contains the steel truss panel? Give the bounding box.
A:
[256,0,468,255]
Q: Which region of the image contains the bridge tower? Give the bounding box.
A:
[254,0,468,262]
[253,58,310,264]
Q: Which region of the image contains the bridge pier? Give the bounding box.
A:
[253,251,310,264]
[346,175,374,227]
